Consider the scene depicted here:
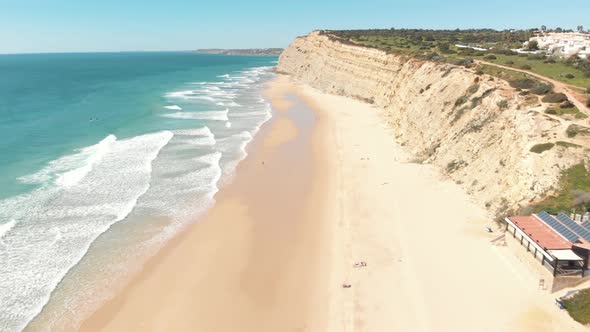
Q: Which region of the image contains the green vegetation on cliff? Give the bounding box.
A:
[545,106,588,119]
[529,143,554,154]
[531,163,590,214]
[562,289,590,325]
[322,29,590,89]
[324,28,531,52]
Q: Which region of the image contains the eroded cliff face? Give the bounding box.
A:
[277,31,588,215]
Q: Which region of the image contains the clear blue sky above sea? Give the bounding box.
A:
[1,0,588,54]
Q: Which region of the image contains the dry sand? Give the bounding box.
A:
[78,75,586,332]
[296,82,587,332]
[78,76,333,332]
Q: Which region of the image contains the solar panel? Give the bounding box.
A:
[583,221,590,231]
[536,211,579,243]
[557,213,590,242]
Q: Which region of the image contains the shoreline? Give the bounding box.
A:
[77,76,334,331]
[20,64,276,332]
[9,61,278,332]
[73,75,586,331]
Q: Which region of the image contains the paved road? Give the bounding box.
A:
[476,60,590,117]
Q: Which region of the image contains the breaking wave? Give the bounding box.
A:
[1,63,276,332]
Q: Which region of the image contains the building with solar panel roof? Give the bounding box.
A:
[505,211,590,284]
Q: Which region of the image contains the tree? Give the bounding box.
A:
[497,100,509,109]
[527,40,539,51]
[438,42,451,53]
[541,25,547,32]
[578,25,585,33]
[556,27,563,33]
[566,54,581,64]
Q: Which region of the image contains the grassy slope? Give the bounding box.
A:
[480,54,590,88]
[532,164,590,214]
[563,289,590,325]
[329,30,590,89]
[546,105,588,119]
[479,63,530,81]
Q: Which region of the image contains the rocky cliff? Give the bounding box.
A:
[277,31,589,215]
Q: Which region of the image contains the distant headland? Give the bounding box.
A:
[195,48,283,56]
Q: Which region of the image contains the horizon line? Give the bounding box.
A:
[0,49,285,56]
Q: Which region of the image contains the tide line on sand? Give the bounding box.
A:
[75,76,584,332]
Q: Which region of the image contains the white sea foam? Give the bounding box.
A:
[169,127,216,146]
[173,126,214,137]
[166,90,194,98]
[194,89,237,101]
[19,135,116,187]
[193,151,223,167]
[230,110,268,117]
[187,95,218,102]
[215,131,255,181]
[216,101,242,107]
[192,81,226,86]
[161,109,229,121]
[131,148,222,218]
[1,64,277,332]
[55,135,116,188]
[0,220,16,240]
[175,136,216,146]
[0,131,173,332]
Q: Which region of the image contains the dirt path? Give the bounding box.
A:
[476,60,590,117]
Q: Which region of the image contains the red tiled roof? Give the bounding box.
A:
[508,215,572,250]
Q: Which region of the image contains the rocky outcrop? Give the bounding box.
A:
[277,31,589,215]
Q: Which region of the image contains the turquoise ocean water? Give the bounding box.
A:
[0,52,276,331]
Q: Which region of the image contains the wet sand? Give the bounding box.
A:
[77,76,586,332]
[78,76,334,332]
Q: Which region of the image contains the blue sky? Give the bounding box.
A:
[0,0,588,54]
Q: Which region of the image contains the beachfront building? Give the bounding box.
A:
[525,32,590,59]
[504,211,590,280]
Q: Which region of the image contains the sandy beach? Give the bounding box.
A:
[77,75,587,332]
[78,76,333,332]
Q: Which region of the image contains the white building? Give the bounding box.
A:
[526,32,590,59]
